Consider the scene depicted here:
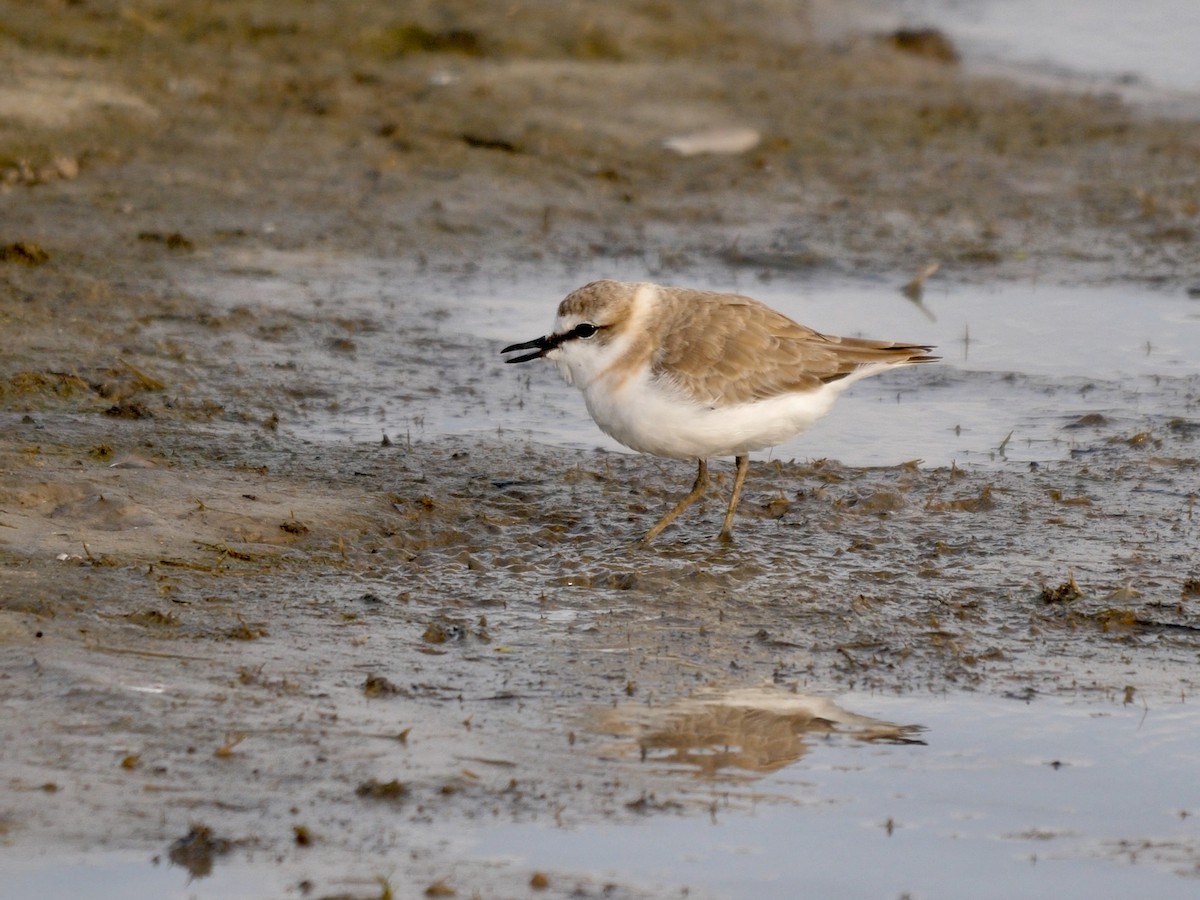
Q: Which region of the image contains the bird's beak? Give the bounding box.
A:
[501,334,553,364]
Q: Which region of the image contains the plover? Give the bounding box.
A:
[502,280,936,544]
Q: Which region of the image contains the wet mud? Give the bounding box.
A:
[3,1,1200,897]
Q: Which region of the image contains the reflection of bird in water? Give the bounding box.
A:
[901,261,940,321]
[640,705,835,777]
[598,687,926,778]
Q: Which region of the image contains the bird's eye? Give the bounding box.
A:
[575,323,598,339]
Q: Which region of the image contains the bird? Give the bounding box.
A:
[502,280,937,544]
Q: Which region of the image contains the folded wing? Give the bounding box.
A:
[651,287,936,407]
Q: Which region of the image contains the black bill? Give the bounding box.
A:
[501,334,555,363]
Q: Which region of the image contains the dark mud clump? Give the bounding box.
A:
[167,825,234,878]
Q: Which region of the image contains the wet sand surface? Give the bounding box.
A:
[2,2,1199,897]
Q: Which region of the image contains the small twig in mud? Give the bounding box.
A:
[227,616,268,640]
[195,542,254,561]
[85,643,211,662]
[214,733,247,758]
[837,647,862,669]
[158,558,220,572]
[1137,691,1150,730]
[119,359,166,391]
[997,430,1013,457]
[184,541,254,574]
[157,557,277,576]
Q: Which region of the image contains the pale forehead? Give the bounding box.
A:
[556,280,640,324]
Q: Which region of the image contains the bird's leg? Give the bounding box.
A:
[719,455,750,542]
[640,459,708,545]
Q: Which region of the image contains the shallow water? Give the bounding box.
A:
[895,0,1200,94]
[474,691,1200,899]
[5,0,1199,894]
[5,691,1197,899]
[0,855,287,900]
[22,255,1180,900]
[184,256,1200,467]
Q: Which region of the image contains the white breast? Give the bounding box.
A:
[581,366,844,459]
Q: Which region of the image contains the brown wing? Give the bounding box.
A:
[650,286,936,406]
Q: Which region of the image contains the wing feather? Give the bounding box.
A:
[650,287,935,406]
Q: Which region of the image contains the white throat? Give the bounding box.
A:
[549,283,656,390]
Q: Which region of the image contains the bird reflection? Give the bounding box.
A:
[598,687,926,778]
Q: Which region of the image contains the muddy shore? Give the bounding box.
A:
[3,2,1199,897]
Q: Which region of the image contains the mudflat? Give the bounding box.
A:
[2,2,1198,896]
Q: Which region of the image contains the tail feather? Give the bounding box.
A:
[820,342,938,384]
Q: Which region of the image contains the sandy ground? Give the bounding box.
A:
[3,1,1200,896]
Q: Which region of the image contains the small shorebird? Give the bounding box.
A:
[502,280,936,544]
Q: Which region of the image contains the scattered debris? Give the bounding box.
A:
[625,792,683,814]
[1040,573,1083,604]
[167,824,232,878]
[0,241,49,264]
[213,733,247,757]
[355,778,408,802]
[2,155,79,186]
[104,400,153,419]
[137,231,194,251]
[124,609,180,627]
[663,126,760,157]
[885,28,959,63]
[363,673,410,697]
[462,133,518,153]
